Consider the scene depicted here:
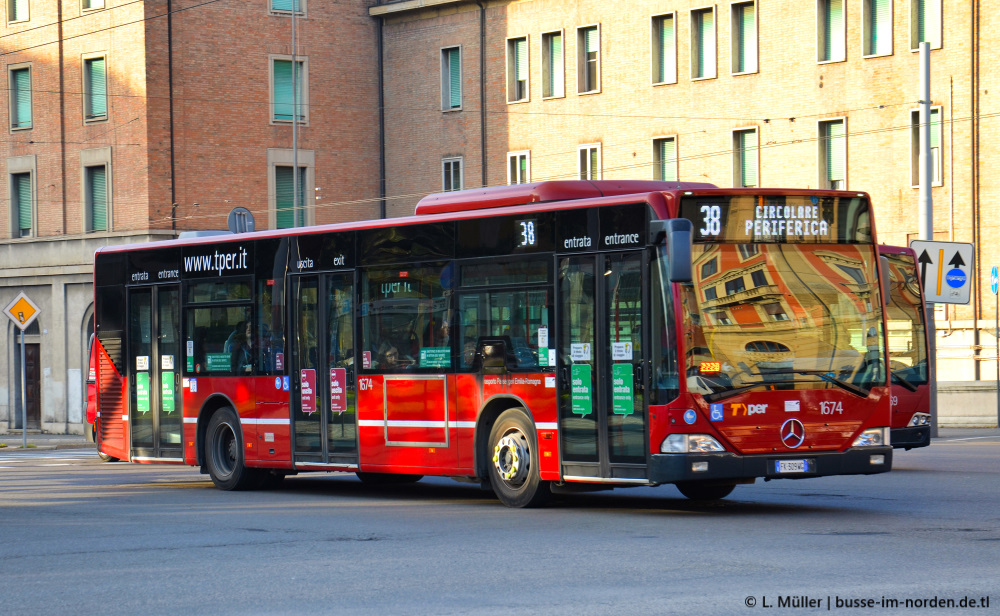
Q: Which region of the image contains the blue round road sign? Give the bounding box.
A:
[945,269,966,289]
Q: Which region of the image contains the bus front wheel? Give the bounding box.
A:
[205,407,259,491]
[487,408,550,508]
[92,424,118,462]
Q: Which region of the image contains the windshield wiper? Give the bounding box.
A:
[773,369,870,398]
[891,371,919,392]
[702,379,798,403]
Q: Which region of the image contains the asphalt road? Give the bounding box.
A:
[1,432,997,615]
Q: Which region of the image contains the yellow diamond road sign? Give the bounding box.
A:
[4,291,40,331]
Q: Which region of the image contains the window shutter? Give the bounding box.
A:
[828,0,844,60]
[275,166,305,228]
[549,34,563,96]
[695,10,715,78]
[826,121,846,182]
[658,16,675,83]
[14,173,31,234]
[515,38,527,82]
[88,166,107,231]
[925,0,941,47]
[13,0,27,20]
[740,132,757,187]
[273,60,302,121]
[271,0,299,11]
[13,69,31,128]
[929,108,941,148]
[872,0,891,55]
[659,139,677,181]
[448,49,461,108]
[585,28,598,54]
[737,5,756,72]
[87,58,107,118]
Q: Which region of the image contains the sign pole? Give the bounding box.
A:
[21,328,27,449]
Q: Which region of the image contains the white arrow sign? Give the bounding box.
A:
[909,240,974,305]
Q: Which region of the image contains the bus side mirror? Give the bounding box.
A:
[655,219,693,283]
[879,255,890,306]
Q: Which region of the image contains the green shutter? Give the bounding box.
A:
[584,27,598,54]
[916,0,940,47]
[871,0,891,55]
[273,60,302,121]
[271,0,300,11]
[826,121,846,182]
[695,10,715,78]
[448,48,461,108]
[275,166,305,229]
[86,58,107,118]
[929,108,941,148]
[739,131,757,187]
[12,68,31,128]
[550,33,563,96]
[657,16,675,83]
[658,139,677,181]
[13,173,31,235]
[736,5,755,72]
[88,166,107,231]
[12,0,27,20]
[825,0,844,61]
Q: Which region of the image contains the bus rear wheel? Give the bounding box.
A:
[487,408,549,508]
[205,406,259,491]
[675,481,736,501]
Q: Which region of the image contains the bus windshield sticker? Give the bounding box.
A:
[785,400,800,412]
[162,355,174,371]
[570,364,592,415]
[570,343,591,362]
[611,364,634,415]
[330,368,347,414]
[537,326,549,348]
[362,351,372,369]
[189,378,197,393]
[612,341,633,361]
[300,369,316,414]
[136,355,149,371]
[136,373,150,413]
[161,372,175,413]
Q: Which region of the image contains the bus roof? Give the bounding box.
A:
[414,180,718,216]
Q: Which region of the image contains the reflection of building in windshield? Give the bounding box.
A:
[883,253,929,384]
[686,243,882,389]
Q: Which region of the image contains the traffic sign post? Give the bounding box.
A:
[4,292,40,449]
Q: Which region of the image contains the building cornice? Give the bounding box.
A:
[369,0,470,17]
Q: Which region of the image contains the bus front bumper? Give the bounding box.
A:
[648,447,893,485]
[890,426,931,450]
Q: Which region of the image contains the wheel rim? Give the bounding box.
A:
[493,429,530,487]
[211,422,238,478]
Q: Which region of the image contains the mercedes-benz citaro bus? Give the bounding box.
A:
[90,181,892,507]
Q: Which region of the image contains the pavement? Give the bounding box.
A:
[0,427,996,452]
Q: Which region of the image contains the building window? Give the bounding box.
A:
[542,31,564,98]
[271,57,307,123]
[701,257,718,278]
[85,165,108,232]
[275,166,306,229]
[731,2,757,74]
[11,172,31,237]
[733,128,758,188]
[712,311,733,326]
[704,287,717,301]
[578,143,600,180]
[818,0,846,62]
[652,13,677,84]
[508,151,529,184]
[910,107,942,186]
[7,0,27,22]
[442,47,461,111]
[9,65,31,130]
[82,0,105,9]
[725,277,746,295]
[863,0,893,57]
[819,119,846,189]
[270,0,304,15]
[443,157,463,191]
[765,303,791,321]
[507,36,529,103]
[577,25,600,94]
[653,137,678,181]
[910,0,942,50]
[738,244,759,259]
[691,7,717,79]
[751,269,768,287]
[83,56,108,122]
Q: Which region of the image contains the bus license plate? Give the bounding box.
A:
[775,459,811,474]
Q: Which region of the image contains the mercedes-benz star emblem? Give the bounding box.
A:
[780,418,805,449]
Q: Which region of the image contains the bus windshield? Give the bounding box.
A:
[883,251,929,387]
[670,242,886,400]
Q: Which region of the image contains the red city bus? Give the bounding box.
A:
[879,245,932,450]
[90,181,893,507]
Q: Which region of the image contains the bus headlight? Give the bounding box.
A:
[908,413,931,427]
[852,427,889,447]
[661,434,726,453]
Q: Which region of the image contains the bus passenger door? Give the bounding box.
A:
[127,284,183,460]
[290,273,358,466]
[558,252,648,481]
